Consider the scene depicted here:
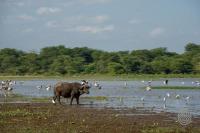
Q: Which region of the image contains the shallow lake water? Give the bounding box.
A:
[1,78,200,116]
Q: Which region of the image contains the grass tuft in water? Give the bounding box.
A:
[83,96,108,101]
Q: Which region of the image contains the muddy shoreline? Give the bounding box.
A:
[0,103,200,133]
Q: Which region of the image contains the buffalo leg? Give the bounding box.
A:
[76,97,79,105]
[70,96,74,105]
[57,96,61,105]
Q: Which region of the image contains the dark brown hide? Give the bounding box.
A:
[52,82,90,105]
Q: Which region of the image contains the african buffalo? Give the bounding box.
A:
[52,82,90,105]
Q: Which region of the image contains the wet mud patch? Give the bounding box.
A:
[0,103,200,133]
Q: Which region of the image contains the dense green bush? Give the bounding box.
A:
[0,43,199,75]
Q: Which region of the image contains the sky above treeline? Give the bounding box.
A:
[0,0,200,53]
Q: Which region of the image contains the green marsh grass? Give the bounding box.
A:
[0,108,49,118]
[152,86,200,89]
[0,74,200,80]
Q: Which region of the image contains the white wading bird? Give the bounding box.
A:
[176,94,180,99]
[94,81,102,89]
[146,86,151,91]
[166,92,170,98]
[124,82,127,87]
[163,97,166,102]
[46,85,51,91]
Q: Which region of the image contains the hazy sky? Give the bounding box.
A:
[0,0,200,53]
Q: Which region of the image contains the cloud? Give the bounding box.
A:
[75,25,114,34]
[94,15,109,23]
[22,28,33,33]
[45,15,113,34]
[46,21,59,28]
[17,14,35,21]
[80,0,112,5]
[46,15,110,29]
[149,27,165,37]
[16,2,25,7]
[129,19,141,24]
[61,0,111,7]
[63,15,109,24]
[5,1,25,7]
[36,7,61,15]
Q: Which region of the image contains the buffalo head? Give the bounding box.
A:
[80,83,90,94]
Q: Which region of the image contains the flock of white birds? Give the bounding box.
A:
[0,79,200,109]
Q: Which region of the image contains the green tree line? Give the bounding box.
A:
[0,43,200,75]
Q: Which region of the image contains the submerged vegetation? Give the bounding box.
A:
[152,86,200,90]
[0,43,200,76]
[83,96,108,101]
